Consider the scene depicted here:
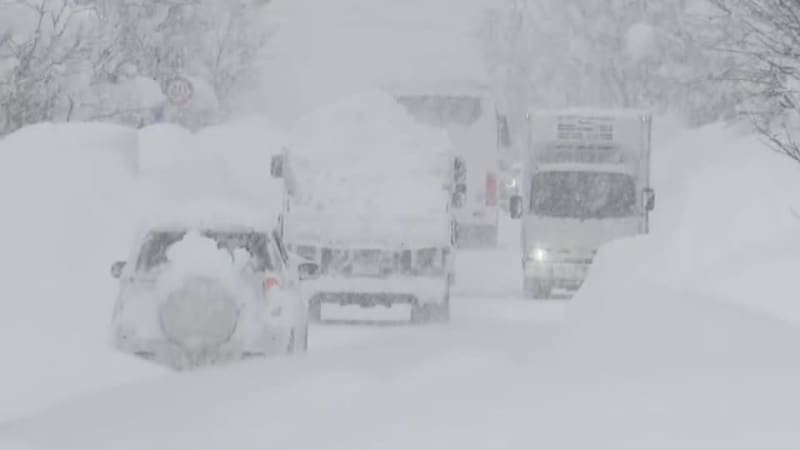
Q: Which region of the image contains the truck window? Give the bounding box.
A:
[530,171,637,219]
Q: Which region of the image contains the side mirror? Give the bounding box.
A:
[644,188,655,212]
[298,262,320,281]
[270,154,284,178]
[509,195,524,219]
[451,184,466,209]
[110,261,126,279]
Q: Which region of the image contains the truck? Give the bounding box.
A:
[270,93,465,322]
[509,109,656,299]
[388,80,511,247]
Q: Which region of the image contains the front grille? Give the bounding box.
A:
[291,245,448,278]
[311,292,417,307]
[159,277,239,351]
[549,248,596,265]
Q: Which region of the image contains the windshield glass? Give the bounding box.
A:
[136,230,274,272]
[396,95,483,127]
[530,171,637,219]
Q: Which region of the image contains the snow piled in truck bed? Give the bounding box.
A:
[287,92,453,219]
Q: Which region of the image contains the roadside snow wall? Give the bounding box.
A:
[579,123,800,325]
[0,118,286,421]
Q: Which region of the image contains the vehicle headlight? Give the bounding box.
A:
[530,247,548,262]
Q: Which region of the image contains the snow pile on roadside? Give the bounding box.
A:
[6,286,800,450]
[0,119,287,421]
[196,116,287,209]
[288,91,453,218]
[582,123,800,324]
[0,124,165,421]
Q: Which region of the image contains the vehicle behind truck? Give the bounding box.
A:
[389,81,510,247]
[509,109,656,299]
[270,92,464,323]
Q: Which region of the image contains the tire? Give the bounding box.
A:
[309,300,322,323]
[287,330,296,354]
[411,288,450,324]
[483,225,499,248]
[300,323,309,352]
[524,278,552,300]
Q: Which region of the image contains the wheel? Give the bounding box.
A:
[524,278,552,300]
[483,225,499,247]
[286,330,296,354]
[411,288,450,324]
[309,299,322,323]
[300,323,309,352]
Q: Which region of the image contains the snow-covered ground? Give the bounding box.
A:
[0,119,285,422]
[1,114,800,448]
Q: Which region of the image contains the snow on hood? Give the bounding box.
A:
[287,91,453,219]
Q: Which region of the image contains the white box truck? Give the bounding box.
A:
[389,81,510,247]
[509,109,656,299]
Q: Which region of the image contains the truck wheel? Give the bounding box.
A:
[300,323,309,353]
[436,296,451,323]
[524,278,552,300]
[411,290,450,324]
[484,225,499,247]
[287,330,296,354]
[309,300,322,323]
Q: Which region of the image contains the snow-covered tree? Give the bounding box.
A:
[709,0,800,164]
[88,0,270,122]
[0,0,97,134]
[483,0,739,126]
[0,0,270,133]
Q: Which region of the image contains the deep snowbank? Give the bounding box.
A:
[0,124,162,421]
[581,123,800,325]
[0,119,286,421]
[6,287,800,450]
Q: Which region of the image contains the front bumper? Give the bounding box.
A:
[524,260,592,289]
[306,275,448,308]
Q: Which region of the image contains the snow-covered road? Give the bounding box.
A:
[2,116,800,449]
[7,282,800,450]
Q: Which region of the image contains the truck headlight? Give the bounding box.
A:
[530,247,548,262]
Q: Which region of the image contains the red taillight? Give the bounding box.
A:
[486,172,497,206]
[264,278,280,290]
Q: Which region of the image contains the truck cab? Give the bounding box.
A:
[510,110,655,299]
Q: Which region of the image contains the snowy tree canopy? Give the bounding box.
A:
[0,0,270,134]
[483,0,741,127]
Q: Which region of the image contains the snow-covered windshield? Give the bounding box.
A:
[396,95,483,127]
[530,171,637,219]
[136,230,274,271]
